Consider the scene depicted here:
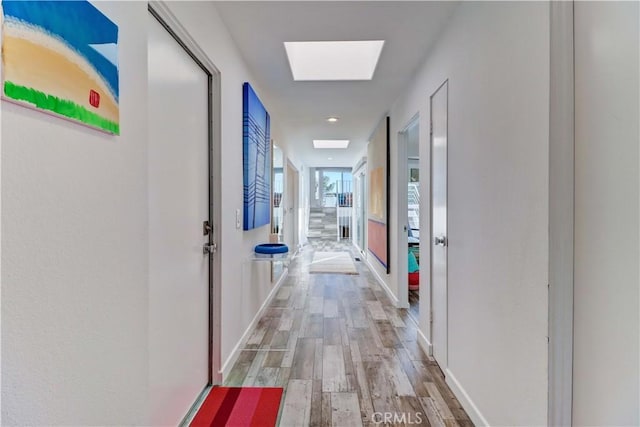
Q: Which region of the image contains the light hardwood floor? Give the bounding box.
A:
[225,240,473,426]
[408,290,420,321]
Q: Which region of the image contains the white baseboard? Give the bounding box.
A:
[364,254,400,307]
[416,327,433,356]
[220,267,289,379]
[445,368,490,427]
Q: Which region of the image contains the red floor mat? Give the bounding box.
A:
[190,387,283,427]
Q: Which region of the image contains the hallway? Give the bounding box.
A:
[225,242,473,426]
[2,1,637,425]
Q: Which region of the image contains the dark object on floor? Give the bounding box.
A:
[190,386,283,426]
[354,257,361,261]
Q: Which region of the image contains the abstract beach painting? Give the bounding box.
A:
[1,1,119,134]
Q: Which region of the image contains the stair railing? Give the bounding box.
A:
[336,180,353,241]
[408,182,420,231]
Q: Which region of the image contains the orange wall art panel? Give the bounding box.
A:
[367,117,389,272]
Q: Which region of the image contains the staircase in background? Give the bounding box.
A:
[308,207,338,239]
[408,182,420,230]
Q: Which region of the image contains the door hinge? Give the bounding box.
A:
[203,242,217,254]
[430,311,433,323]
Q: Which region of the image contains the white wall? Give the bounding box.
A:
[407,121,419,158]
[163,1,283,377]
[288,162,305,249]
[384,2,550,425]
[2,1,286,423]
[573,2,640,425]
[299,164,311,245]
[1,2,149,424]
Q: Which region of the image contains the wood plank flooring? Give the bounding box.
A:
[409,290,420,320]
[225,240,473,426]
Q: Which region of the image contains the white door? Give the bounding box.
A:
[148,12,211,425]
[430,81,448,369]
[357,173,366,251]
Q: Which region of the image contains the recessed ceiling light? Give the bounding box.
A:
[313,139,350,149]
[328,157,333,160]
[326,117,339,123]
[284,40,385,81]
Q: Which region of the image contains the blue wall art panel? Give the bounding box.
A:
[243,82,271,230]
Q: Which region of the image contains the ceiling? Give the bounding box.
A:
[214,1,459,167]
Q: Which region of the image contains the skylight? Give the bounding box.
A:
[284,41,385,81]
[313,140,350,149]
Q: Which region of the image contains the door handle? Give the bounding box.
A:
[434,236,447,247]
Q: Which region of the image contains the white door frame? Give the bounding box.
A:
[548,1,574,425]
[353,164,367,255]
[430,79,449,370]
[397,114,419,311]
[286,159,300,251]
[150,0,223,394]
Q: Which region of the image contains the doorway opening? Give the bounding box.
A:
[407,123,421,320]
[398,116,421,319]
[285,159,300,251]
[307,167,353,241]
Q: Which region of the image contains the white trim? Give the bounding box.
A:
[353,156,367,176]
[285,159,300,250]
[364,253,402,307]
[352,167,367,257]
[352,240,365,256]
[220,267,289,378]
[416,324,433,356]
[406,308,433,357]
[179,385,212,427]
[445,369,490,427]
[396,128,409,310]
[429,79,449,370]
[149,2,220,76]
[396,115,420,314]
[548,1,574,425]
